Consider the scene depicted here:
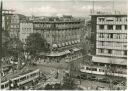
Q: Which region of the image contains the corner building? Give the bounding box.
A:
[33,16,85,64]
[90,13,127,77]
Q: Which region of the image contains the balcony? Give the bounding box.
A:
[96,45,127,50]
[96,53,127,58]
[97,29,127,34]
[97,21,127,25]
[92,56,127,65]
[97,38,127,42]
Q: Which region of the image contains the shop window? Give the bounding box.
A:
[116,25,122,30]
[107,25,113,30]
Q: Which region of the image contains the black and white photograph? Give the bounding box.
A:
[0,0,127,90]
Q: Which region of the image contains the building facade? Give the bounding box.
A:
[88,12,127,77]
[19,20,33,43]
[33,16,85,64]
[10,14,26,38]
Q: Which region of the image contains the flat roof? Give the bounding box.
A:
[39,47,81,57]
[90,11,127,17]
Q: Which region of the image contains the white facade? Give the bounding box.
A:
[19,22,33,43]
[93,15,127,65]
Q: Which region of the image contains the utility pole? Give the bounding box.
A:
[0,1,3,90]
[92,0,95,13]
[112,0,115,12]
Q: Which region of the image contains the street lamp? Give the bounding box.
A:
[0,1,3,89]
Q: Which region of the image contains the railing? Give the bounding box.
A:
[97,38,127,42]
[97,30,127,34]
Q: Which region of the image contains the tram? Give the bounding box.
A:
[1,69,40,90]
[80,65,126,78]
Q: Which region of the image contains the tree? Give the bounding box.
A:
[2,30,11,57]
[5,38,23,57]
[62,73,76,90]
[44,84,53,90]
[26,33,50,56]
[53,83,62,90]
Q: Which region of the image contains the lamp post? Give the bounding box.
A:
[0,1,3,90]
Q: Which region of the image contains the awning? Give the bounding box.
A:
[92,56,127,65]
[45,50,71,57]
[68,41,71,45]
[74,40,77,43]
[77,40,80,43]
[62,43,65,46]
[73,47,81,52]
[52,44,57,48]
[58,44,61,47]
[71,41,75,44]
[65,42,68,45]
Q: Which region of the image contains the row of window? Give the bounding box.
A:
[11,25,19,28]
[21,28,33,31]
[97,48,127,55]
[98,25,127,30]
[97,41,127,48]
[34,23,82,29]
[11,20,19,23]
[98,33,127,39]
[98,17,127,22]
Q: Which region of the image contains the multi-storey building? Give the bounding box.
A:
[2,10,14,32]
[10,14,26,38]
[80,12,127,79]
[34,16,85,64]
[19,20,33,43]
[84,11,127,78]
[91,13,127,65]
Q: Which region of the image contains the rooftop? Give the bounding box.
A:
[31,15,84,22]
[90,10,127,16]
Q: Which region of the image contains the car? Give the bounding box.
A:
[96,86,105,90]
[80,74,87,80]
[98,78,110,83]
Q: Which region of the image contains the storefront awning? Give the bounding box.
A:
[62,43,65,47]
[71,41,75,44]
[74,40,77,43]
[68,41,71,45]
[58,44,61,47]
[73,47,81,52]
[39,50,71,57]
[92,56,127,65]
[65,42,68,45]
[77,40,80,43]
[52,44,57,48]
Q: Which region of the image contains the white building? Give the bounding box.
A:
[19,20,33,43]
[80,13,127,78]
[10,14,26,38]
[91,14,127,67]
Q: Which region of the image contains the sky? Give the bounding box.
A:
[1,0,127,17]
